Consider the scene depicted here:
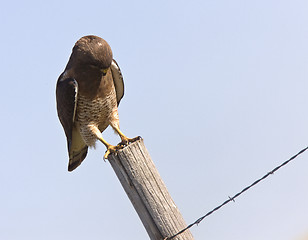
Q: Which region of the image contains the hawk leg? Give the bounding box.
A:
[112,126,141,146]
[97,136,123,159]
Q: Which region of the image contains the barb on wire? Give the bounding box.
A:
[164,146,308,240]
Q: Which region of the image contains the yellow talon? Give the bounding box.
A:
[112,126,141,147]
[118,136,142,146]
[104,144,123,159]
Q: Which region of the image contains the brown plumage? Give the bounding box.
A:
[56,35,138,171]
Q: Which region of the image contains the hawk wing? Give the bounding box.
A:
[56,76,88,171]
[110,59,124,105]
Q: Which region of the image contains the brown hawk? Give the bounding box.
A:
[56,35,139,171]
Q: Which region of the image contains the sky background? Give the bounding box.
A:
[1,0,308,239]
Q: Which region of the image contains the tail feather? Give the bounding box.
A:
[68,146,88,171]
[67,126,88,171]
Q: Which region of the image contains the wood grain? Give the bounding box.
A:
[108,139,194,240]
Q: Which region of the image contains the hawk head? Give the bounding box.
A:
[67,35,113,74]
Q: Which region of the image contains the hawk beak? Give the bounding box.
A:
[102,68,108,76]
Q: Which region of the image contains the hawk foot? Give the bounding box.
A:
[118,136,142,147]
[104,144,123,160]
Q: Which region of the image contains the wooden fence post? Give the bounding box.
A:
[108,139,194,240]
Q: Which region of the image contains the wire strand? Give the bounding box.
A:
[164,146,308,240]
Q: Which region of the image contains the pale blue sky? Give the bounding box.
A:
[1,0,308,239]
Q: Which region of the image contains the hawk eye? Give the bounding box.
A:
[102,68,108,76]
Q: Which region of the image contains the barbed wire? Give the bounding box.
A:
[164,146,308,240]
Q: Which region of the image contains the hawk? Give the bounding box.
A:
[56,35,139,171]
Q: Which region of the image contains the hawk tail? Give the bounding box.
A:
[68,146,88,171]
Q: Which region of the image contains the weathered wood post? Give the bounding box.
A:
[108,139,194,240]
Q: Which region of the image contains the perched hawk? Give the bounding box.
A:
[56,35,139,171]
